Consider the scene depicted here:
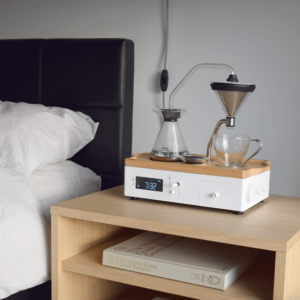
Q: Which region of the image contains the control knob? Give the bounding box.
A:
[247,184,267,202]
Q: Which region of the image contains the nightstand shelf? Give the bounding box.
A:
[51,185,300,300]
[62,230,274,300]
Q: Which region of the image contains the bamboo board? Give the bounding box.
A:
[125,153,270,179]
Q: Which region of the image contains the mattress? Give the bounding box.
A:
[0,161,101,299]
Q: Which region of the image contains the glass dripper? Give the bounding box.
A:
[150,108,189,162]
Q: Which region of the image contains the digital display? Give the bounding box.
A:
[136,176,163,192]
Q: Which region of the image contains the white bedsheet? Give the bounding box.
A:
[26,160,102,223]
[0,162,101,299]
[0,168,50,299]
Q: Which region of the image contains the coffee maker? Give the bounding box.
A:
[150,63,257,163]
[124,63,270,214]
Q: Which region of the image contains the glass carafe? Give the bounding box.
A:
[150,109,189,162]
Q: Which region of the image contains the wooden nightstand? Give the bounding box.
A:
[51,185,300,300]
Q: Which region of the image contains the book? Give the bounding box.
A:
[103,231,258,290]
[115,297,145,300]
[115,295,169,300]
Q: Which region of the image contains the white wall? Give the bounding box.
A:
[0,0,299,197]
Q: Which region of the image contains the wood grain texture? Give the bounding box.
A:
[62,232,274,300]
[51,186,300,252]
[118,286,197,300]
[51,215,127,300]
[125,153,271,179]
[274,239,300,300]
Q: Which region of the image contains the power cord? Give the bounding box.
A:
[161,0,169,108]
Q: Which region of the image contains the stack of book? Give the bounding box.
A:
[103,231,258,291]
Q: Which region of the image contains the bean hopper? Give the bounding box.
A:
[125,63,270,214]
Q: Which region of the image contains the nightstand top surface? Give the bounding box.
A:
[51,185,300,252]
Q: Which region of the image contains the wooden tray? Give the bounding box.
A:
[125,153,270,179]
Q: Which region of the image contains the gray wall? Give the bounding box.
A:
[0,0,299,197]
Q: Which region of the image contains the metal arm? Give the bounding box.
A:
[241,139,263,167]
[169,63,236,109]
[206,119,226,161]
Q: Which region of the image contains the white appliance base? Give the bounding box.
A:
[124,166,270,213]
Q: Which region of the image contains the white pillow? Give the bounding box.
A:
[0,101,99,176]
[26,160,101,223]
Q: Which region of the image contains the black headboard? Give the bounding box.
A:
[0,39,134,190]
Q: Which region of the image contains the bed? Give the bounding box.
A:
[0,38,134,300]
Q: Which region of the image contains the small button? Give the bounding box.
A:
[172,182,180,187]
[259,184,267,193]
[212,192,220,198]
[170,190,176,194]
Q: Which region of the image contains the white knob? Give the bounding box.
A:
[212,192,220,198]
[170,190,176,194]
[247,186,260,202]
[172,182,180,187]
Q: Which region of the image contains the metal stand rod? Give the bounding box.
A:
[206,119,226,161]
[241,139,263,167]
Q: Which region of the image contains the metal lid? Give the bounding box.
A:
[152,108,189,121]
[211,82,256,92]
[180,155,206,164]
